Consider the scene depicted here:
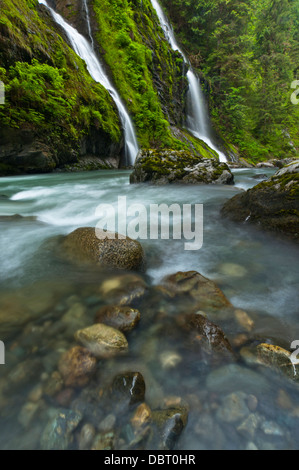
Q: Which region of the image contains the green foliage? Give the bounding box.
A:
[92,0,186,149]
[161,0,299,161]
[0,0,121,154]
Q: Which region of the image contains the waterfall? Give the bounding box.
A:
[38,0,139,166]
[82,0,94,50]
[150,0,227,162]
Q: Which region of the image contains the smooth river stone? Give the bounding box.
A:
[75,323,128,359]
[58,346,97,387]
[95,305,140,332]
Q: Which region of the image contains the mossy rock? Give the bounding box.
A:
[59,227,145,271]
[221,161,299,243]
[130,149,234,185]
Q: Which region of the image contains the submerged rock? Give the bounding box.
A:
[216,391,250,423]
[98,274,148,306]
[40,409,82,450]
[78,423,96,450]
[256,343,299,381]
[91,432,115,450]
[58,346,97,387]
[206,364,270,395]
[0,281,71,339]
[95,305,140,332]
[221,161,299,242]
[162,271,232,312]
[111,372,146,406]
[60,227,145,271]
[75,323,128,359]
[131,403,152,430]
[184,312,233,356]
[152,405,189,450]
[130,149,234,185]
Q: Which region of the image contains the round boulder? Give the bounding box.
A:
[58,346,97,387]
[60,227,145,271]
[95,305,141,332]
[75,323,129,359]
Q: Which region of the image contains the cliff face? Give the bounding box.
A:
[0,0,212,175]
[55,0,189,148]
[0,0,123,175]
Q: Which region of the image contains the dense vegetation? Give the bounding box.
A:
[0,0,298,173]
[0,0,123,150]
[161,0,299,163]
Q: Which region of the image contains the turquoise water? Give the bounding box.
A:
[0,168,299,450]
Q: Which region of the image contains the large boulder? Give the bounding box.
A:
[161,271,232,312]
[59,227,145,271]
[221,161,299,242]
[130,149,234,185]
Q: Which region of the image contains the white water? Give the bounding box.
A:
[38,0,139,165]
[150,0,227,162]
[82,0,94,49]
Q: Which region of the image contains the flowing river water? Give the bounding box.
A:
[0,168,299,450]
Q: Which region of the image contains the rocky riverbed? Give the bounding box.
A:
[0,167,298,450]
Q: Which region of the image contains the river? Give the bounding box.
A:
[0,168,299,449]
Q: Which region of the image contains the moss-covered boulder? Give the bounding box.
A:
[130,149,234,185]
[60,227,145,271]
[221,161,299,243]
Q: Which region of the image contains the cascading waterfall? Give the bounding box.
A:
[82,0,94,50]
[38,0,139,166]
[150,0,227,162]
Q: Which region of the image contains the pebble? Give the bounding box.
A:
[58,346,97,387]
[216,391,250,423]
[40,409,83,450]
[98,414,116,433]
[247,394,258,412]
[276,389,293,410]
[95,305,140,332]
[43,371,64,397]
[18,402,40,428]
[234,309,254,332]
[218,263,248,278]
[91,432,114,450]
[237,413,261,438]
[75,323,128,359]
[131,403,152,430]
[111,371,146,406]
[159,351,182,370]
[246,442,259,450]
[260,420,284,437]
[28,384,43,403]
[78,424,96,450]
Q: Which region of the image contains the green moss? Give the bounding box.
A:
[91,0,189,150]
[0,0,122,160]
